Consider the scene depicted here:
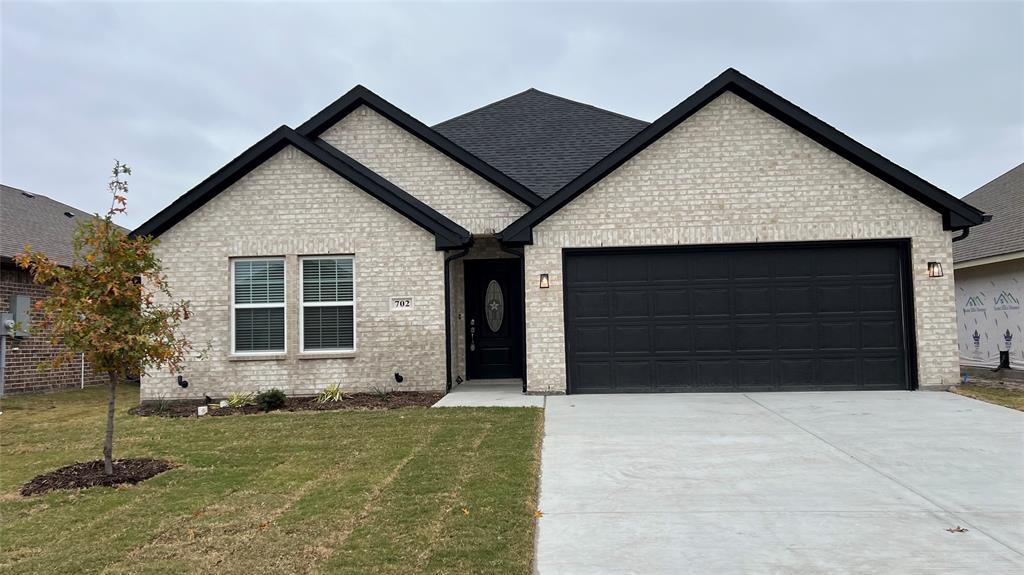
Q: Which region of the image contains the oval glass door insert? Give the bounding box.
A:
[484,280,504,332]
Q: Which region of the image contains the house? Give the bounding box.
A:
[954,163,1023,371]
[134,69,988,401]
[0,185,115,394]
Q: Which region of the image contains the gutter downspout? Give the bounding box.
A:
[444,248,470,393]
[499,244,528,394]
[953,214,993,243]
[81,353,85,389]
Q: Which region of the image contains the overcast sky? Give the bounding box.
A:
[2,1,1021,229]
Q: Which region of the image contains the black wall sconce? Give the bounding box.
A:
[539,274,550,289]
[927,262,943,278]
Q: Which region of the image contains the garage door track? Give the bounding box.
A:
[535,392,1024,574]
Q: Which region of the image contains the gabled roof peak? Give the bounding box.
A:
[434,87,649,197]
[498,67,988,243]
[295,84,543,207]
[132,126,471,248]
[435,87,646,132]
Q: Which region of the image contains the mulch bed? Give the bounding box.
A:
[129,392,444,418]
[21,458,174,496]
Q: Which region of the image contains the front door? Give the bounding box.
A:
[465,259,523,380]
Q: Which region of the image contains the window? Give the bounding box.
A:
[301,256,355,352]
[232,258,285,354]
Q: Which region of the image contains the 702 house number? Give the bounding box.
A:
[391,297,413,311]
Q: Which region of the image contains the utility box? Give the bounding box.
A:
[5,295,32,338]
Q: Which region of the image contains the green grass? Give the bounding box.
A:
[952,384,1024,411]
[0,385,543,574]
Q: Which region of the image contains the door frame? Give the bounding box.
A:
[561,239,919,394]
[464,258,525,380]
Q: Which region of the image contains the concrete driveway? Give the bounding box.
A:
[535,392,1024,574]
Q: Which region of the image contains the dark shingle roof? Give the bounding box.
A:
[953,163,1024,263]
[433,89,648,198]
[1,184,127,267]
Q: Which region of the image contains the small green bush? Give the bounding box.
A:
[316,384,344,404]
[255,389,287,412]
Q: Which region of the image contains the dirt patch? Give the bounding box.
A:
[129,392,444,418]
[21,458,174,496]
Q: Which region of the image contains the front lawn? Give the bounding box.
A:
[0,385,543,574]
[952,384,1024,411]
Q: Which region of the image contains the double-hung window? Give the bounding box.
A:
[232,258,286,354]
[301,256,355,352]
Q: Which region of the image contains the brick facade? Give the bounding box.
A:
[140,147,449,402]
[143,90,963,400]
[522,92,959,393]
[1,264,108,394]
[322,106,532,386]
[321,105,530,234]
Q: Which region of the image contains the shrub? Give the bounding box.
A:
[316,384,344,404]
[255,389,287,412]
[226,392,256,407]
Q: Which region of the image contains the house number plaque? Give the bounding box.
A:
[391,297,413,311]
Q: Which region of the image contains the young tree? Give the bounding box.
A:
[16,161,192,475]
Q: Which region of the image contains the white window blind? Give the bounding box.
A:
[301,257,355,351]
[232,258,285,353]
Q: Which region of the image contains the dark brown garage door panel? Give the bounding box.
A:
[564,242,912,393]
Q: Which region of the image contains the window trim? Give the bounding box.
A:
[299,255,357,354]
[231,256,287,356]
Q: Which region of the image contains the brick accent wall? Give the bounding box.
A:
[139,147,447,402]
[1,264,107,394]
[321,105,530,234]
[523,92,959,393]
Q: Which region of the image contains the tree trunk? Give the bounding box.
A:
[103,371,118,475]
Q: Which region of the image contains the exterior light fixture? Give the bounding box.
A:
[539,274,550,289]
[927,262,943,278]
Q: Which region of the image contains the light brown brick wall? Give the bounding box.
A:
[321,105,530,234]
[1,264,108,394]
[523,92,959,393]
[140,147,447,402]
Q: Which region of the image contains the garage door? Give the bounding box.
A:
[563,241,913,393]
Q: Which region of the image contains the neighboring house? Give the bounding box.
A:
[953,163,1023,370]
[134,68,987,402]
[0,185,115,393]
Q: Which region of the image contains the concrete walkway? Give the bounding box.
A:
[536,391,1024,574]
[432,380,545,408]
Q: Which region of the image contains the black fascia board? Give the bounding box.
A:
[131,126,471,250]
[295,85,544,208]
[499,68,987,245]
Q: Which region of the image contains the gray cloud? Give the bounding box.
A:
[2,1,1021,229]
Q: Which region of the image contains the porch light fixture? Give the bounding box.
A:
[927,262,943,278]
[539,274,550,289]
